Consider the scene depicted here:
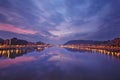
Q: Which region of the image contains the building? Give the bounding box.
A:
[4,39,11,45]
[112,38,120,46]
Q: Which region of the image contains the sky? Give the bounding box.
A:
[0,0,120,44]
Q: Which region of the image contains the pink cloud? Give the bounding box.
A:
[0,23,37,35]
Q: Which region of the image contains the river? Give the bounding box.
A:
[0,47,120,80]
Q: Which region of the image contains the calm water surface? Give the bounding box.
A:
[0,47,120,80]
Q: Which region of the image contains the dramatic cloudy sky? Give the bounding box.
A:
[0,0,120,44]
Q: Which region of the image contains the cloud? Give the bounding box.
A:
[0,23,37,35]
[0,0,120,44]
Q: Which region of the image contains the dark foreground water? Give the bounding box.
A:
[0,47,120,80]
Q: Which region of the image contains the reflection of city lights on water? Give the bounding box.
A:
[0,47,45,58]
[61,45,120,58]
[16,49,19,54]
[0,44,50,58]
[0,51,2,54]
[11,50,14,53]
[37,48,43,50]
[2,50,6,54]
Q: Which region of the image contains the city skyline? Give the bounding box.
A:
[0,0,120,44]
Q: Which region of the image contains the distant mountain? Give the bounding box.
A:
[0,30,46,42]
[64,38,120,46]
[64,40,111,45]
[0,37,46,45]
[36,41,45,45]
[11,38,28,45]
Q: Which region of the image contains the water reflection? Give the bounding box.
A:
[0,47,120,80]
[65,47,120,59]
[0,47,45,59]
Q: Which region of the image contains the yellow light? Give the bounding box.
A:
[16,49,19,54]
